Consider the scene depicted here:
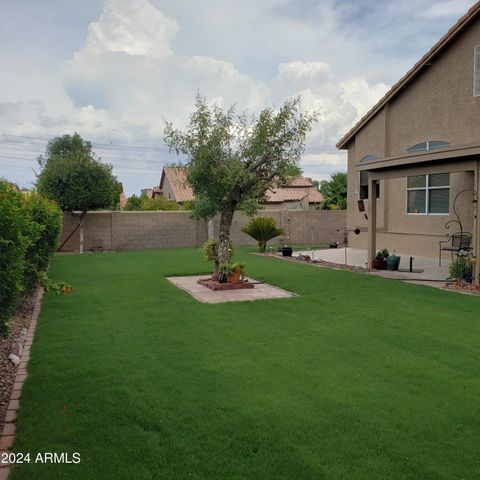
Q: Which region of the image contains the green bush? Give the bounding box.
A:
[124,195,180,211]
[241,217,284,252]
[449,256,468,284]
[0,181,62,336]
[23,193,63,292]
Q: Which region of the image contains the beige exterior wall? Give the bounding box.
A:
[346,16,480,257]
[60,210,346,252]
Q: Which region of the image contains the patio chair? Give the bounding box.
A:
[439,232,472,266]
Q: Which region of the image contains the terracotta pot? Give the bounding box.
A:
[227,269,242,283]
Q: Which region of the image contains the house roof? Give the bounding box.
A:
[158,168,323,204]
[336,1,480,150]
[265,177,324,204]
[264,187,310,203]
[159,167,194,202]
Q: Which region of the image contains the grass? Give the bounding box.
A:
[11,247,480,479]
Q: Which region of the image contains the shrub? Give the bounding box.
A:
[449,256,468,284]
[124,195,180,211]
[0,182,32,335]
[0,181,62,336]
[23,193,63,292]
[241,217,284,252]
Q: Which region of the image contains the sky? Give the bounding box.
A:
[0,0,475,195]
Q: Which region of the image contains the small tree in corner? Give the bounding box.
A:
[37,133,121,253]
[164,95,315,278]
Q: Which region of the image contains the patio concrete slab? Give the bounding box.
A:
[296,247,450,282]
[166,275,296,303]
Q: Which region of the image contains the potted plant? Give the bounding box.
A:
[220,261,246,283]
[386,252,401,271]
[372,249,389,270]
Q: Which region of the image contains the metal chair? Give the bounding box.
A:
[439,232,472,266]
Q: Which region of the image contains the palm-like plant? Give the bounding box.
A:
[241,217,284,252]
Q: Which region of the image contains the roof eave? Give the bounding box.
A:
[336,1,480,150]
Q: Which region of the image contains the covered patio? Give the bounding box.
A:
[360,145,480,285]
[296,247,449,282]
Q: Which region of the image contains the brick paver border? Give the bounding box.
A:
[0,288,44,479]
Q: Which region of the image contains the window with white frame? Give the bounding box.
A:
[406,173,450,214]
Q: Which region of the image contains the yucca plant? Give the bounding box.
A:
[241,217,284,252]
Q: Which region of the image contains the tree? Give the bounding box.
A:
[241,217,284,252]
[164,95,316,277]
[37,133,120,253]
[319,172,347,210]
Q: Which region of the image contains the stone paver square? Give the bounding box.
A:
[166,275,296,303]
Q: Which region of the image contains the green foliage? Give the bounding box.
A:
[0,181,30,335]
[202,239,219,262]
[449,257,468,283]
[37,133,120,212]
[23,193,63,292]
[38,272,72,294]
[0,181,62,336]
[124,195,180,211]
[375,249,390,261]
[319,172,347,210]
[164,95,316,220]
[219,261,246,277]
[241,217,284,252]
[182,199,196,211]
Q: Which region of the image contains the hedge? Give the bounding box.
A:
[0,181,62,336]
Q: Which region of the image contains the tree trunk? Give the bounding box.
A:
[217,198,237,282]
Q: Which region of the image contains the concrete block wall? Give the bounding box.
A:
[60,210,346,252]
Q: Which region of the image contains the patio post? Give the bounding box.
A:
[367,177,377,268]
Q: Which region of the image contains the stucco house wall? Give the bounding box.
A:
[345,14,480,257]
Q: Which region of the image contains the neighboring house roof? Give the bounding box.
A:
[265,177,324,204]
[158,167,323,205]
[159,166,194,202]
[336,1,480,149]
[264,187,310,203]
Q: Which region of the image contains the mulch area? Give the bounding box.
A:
[0,293,36,434]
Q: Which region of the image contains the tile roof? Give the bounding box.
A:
[264,187,310,203]
[159,167,194,203]
[336,1,480,149]
[158,169,323,205]
[265,177,324,204]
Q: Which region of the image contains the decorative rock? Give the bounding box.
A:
[21,327,27,336]
[10,343,23,357]
[14,334,27,345]
[8,354,20,366]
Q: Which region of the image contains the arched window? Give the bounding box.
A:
[407,140,450,154]
[360,154,378,163]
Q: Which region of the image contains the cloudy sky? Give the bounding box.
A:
[0,0,475,194]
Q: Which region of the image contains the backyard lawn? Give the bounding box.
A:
[11,248,480,479]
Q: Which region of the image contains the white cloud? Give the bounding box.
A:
[78,0,179,60]
[0,0,396,193]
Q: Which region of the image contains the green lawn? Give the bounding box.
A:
[12,248,480,479]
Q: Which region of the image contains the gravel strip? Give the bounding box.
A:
[0,292,37,434]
